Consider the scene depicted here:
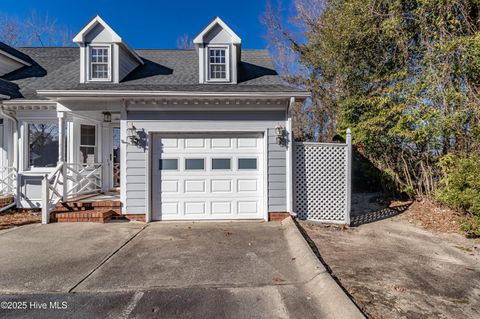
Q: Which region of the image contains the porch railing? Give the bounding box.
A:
[0,166,17,196]
[113,163,120,187]
[41,162,103,224]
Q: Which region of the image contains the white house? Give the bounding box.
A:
[0,16,311,223]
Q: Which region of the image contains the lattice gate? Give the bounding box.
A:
[293,131,352,224]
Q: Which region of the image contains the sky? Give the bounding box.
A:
[0,0,289,49]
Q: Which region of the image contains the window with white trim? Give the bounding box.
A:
[80,125,97,164]
[28,123,59,168]
[208,47,228,80]
[89,46,110,80]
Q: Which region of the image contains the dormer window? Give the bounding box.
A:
[194,17,240,84]
[207,46,229,82]
[89,46,111,81]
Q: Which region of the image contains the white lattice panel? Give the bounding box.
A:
[294,142,349,223]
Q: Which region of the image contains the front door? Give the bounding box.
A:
[112,127,120,188]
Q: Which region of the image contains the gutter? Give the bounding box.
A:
[36,89,311,99]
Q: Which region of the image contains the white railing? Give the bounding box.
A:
[0,166,17,196]
[113,163,120,187]
[41,162,103,224]
[41,163,65,224]
[64,163,103,196]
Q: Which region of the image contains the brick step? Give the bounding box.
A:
[55,200,121,213]
[51,209,115,223]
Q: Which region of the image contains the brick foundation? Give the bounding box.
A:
[268,212,290,221]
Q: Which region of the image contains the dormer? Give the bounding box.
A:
[0,42,31,76]
[73,15,143,84]
[193,17,241,84]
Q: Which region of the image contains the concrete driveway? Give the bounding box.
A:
[0,220,362,318]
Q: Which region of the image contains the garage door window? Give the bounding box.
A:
[238,158,257,170]
[185,158,205,170]
[212,158,231,170]
[159,159,178,170]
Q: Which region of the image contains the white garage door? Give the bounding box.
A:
[151,133,264,220]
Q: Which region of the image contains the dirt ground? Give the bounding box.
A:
[0,210,40,230]
[299,193,480,319]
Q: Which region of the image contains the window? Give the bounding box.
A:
[208,47,227,80]
[159,159,178,170]
[90,46,110,80]
[238,158,257,170]
[212,158,231,170]
[185,158,205,170]
[80,125,96,164]
[28,123,59,168]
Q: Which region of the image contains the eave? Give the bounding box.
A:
[0,49,31,67]
[36,89,310,100]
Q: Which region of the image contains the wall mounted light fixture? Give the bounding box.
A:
[127,123,140,145]
[275,124,286,145]
[103,112,112,123]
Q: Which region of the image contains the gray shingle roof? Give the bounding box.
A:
[0,47,305,100]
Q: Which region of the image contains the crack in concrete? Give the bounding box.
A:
[68,224,149,293]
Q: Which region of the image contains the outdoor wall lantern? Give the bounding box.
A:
[127,123,140,145]
[275,124,286,145]
[103,112,112,123]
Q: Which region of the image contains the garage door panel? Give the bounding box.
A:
[161,180,179,193]
[237,137,258,148]
[237,201,258,214]
[211,179,232,193]
[184,202,206,215]
[211,138,232,149]
[211,201,232,215]
[160,138,179,149]
[161,202,178,215]
[185,138,205,148]
[152,133,264,220]
[237,179,258,192]
[184,180,206,193]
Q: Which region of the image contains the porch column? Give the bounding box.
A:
[57,111,65,163]
[57,111,66,201]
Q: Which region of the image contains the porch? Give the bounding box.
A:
[0,105,123,222]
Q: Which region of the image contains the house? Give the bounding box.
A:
[0,16,310,223]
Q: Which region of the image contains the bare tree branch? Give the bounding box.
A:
[0,10,73,47]
[176,33,194,49]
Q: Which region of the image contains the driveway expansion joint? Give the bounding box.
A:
[68,224,149,293]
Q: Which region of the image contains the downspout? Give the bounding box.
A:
[0,104,19,206]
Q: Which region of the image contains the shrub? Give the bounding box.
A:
[460,216,480,238]
[436,153,480,236]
